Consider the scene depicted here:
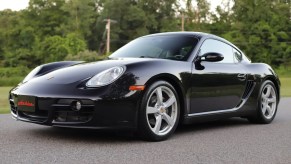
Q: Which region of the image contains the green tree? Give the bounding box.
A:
[0,0,290,70]
[63,0,100,46]
[25,0,70,38]
[184,0,211,31]
[0,31,4,63]
[65,33,87,55]
[208,0,232,35]
[100,0,149,51]
[222,0,290,66]
[139,0,179,33]
[40,36,69,63]
[0,9,22,53]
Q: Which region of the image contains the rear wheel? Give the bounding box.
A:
[138,81,180,141]
[248,80,278,124]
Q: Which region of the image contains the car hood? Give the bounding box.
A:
[24,58,156,85]
[12,57,190,97]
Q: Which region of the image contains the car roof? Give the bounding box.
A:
[141,31,207,40]
[142,32,233,46]
[140,31,245,59]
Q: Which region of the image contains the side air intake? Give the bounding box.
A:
[242,81,255,99]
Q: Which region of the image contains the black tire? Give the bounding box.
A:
[248,80,278,124]
[138,81,180,141]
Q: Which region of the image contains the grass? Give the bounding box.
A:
[0,87,12,114]
[281,77,291,97]
[0,77,290,114]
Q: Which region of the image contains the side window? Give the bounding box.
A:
[233,48,243,63]
[199,39,234,63]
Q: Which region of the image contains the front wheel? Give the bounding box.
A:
[248,80,278,124]
[138,81,180,141]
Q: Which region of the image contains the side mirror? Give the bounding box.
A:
[201,52,224,62]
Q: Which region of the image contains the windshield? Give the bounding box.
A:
[109,35,198,61]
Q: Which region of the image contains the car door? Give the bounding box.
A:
[190,39,247,114]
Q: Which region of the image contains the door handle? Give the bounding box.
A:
[237,74,246,81]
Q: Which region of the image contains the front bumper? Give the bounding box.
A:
[9,94,141,130]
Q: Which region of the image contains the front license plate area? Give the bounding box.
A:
[17,96,36,112]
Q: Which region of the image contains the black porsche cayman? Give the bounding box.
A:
[9,32,280,141]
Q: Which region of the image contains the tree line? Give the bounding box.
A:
[0,0,290,69]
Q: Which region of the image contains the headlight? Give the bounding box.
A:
[86,66,125,87]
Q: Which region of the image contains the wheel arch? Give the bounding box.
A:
[144,73,187,124]
[245,63,280,102]
[263,76,280,102]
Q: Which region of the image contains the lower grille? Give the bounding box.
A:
[54,111,93,123]
[53,99,94,123]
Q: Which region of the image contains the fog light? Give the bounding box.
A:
[72,101,82,111]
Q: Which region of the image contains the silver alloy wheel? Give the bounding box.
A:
[146,86,178,136]
[261,84,277,119]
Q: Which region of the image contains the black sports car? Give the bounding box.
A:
[9,32,280,141]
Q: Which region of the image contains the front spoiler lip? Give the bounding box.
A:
[51,125,135,130]
[11,109,95,126]
[11,112,135,130]
[11,111,47,125]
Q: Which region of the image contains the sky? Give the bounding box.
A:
[0,0,223,11]
[0,0,29,11]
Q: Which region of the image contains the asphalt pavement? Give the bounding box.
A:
[0,98,291,164]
